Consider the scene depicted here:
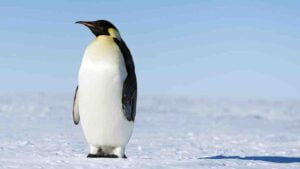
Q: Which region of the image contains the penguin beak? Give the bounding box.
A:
[75,21,95,28]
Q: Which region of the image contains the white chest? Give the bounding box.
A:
[80,36,127,77]
[77,36,132,146]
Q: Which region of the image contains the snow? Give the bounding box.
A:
[0,93,300,169]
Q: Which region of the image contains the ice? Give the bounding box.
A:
[0,93,299,168]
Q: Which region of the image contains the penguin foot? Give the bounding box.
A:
[87,154,100,158]
[103,154,119,158]
[123,154,127,159]
[87,153,119,158]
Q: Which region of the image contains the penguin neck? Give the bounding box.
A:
[90,35,114,47]
[83,35,121,64]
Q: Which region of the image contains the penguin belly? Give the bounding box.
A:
[78,36,134,148]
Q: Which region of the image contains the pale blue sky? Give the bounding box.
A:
[0,0,300,98]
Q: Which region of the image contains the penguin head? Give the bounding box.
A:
[76,20,121,40]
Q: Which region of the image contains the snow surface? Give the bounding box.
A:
[0,93,300,169]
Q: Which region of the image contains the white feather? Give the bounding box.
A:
[78,36,133,149]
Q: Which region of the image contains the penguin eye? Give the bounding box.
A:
[108,28,121,40]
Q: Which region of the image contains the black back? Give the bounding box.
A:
[114,38,137,121]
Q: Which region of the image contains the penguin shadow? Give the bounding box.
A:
[199,155,300,163]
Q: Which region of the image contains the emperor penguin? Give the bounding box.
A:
[73,20,137,158]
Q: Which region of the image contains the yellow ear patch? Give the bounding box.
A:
[108,28,121,40]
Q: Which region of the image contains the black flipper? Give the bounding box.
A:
[113,38,137,122]
[72,86,80,125]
